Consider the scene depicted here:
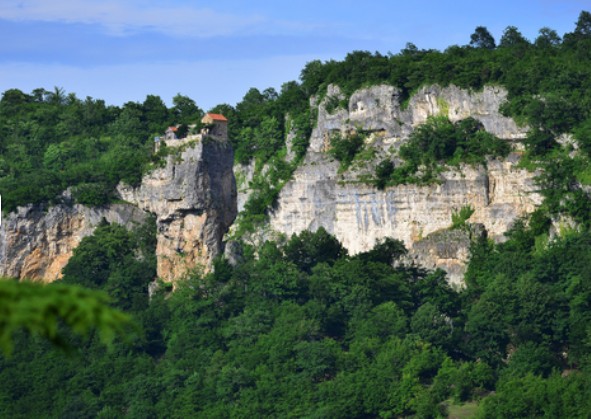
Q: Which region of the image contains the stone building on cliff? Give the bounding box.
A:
[201,113,228,141]
[155,113,228,152]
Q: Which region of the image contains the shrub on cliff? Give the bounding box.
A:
[381,116,510,186]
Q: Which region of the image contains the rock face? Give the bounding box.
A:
[270,154,541,252]
[118,138,237,281]
[234,160,256,213]
[0,137,237,283]
[400,225,486,287]
[309,84,527,154]
[269,84,541,283]
[0,203,148,282]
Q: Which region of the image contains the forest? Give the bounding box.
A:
[2,10,591,418]
[3,221,591,417]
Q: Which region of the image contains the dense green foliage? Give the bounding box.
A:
[61,219,157,312]
[4,221,591,416]
[0,218,155,357]
[0,279,132,356]
[461,221,591,416]
[0,226,458,417]
[223,83,310,165]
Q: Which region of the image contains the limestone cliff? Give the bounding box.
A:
[0,137,237,283]
[0,202,148,282]
[264,84,541,284]
[117,138,236,281]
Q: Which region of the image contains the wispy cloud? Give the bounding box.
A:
[0,0,270,37]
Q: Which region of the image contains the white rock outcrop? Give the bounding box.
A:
[309,84,527,153]
[270,154,541,253]
[268,84,540,283]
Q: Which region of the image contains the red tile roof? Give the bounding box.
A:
[167,126,178,132]
[205,113,227,122]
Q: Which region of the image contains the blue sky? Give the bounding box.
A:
[0,0,587,110]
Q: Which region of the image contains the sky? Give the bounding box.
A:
[0,0,588,110]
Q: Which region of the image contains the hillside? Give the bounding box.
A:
[1,11,591,417]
